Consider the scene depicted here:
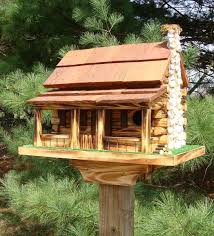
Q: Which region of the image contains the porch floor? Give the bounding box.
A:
[18,145,205,167]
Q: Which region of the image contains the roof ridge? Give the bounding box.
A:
[56,58,169,68]
[65,41,166,52]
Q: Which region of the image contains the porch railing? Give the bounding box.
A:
[40,134,141,152]
[41,134,70,147]
[41,133,96,149]
[104,136,141,152]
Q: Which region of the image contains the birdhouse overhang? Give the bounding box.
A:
[27,86,166,109]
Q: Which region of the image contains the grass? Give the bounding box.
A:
[171,145,202,155]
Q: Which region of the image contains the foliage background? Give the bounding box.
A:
[0,0,213,235]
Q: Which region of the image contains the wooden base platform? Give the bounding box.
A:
[19,145,205,167]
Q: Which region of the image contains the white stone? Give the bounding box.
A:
[168,29,175,34]
[169,42,177,49]
[166,30,185,150]
[169,80,176,88]
[159,150,164,155]
[175,35,180,41]
[174,142,182,149]
[168,142,174,150]
[167,32,174,38]
[168,127,174,134]
[170,63,176,70]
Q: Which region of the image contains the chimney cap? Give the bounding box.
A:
[161,24,182,34]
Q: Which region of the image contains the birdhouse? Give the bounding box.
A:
[19,24,204,163]
[19,24,205,236]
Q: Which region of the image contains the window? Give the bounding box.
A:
[59,110,70,127]
[132,110,142,126]
[80,110,88,127]
[105,110,112,136]
[91,110,96,134]
[120,110,128,129]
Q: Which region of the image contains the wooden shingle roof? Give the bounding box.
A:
[28,42,188,107]
[44,42,178,89]
[56,42,170,67]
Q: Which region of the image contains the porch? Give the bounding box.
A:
[34,108,151,153]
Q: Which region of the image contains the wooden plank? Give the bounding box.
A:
[159,135,168,144]
[97,109,105,150]
[152,127,167,136]
[99,185,134,236]
[36,87,166,97]
[181,88,187,97]
[173,147,206,165]
[80,134,94,149]
[152,109,167,118]
[28,91,164,106]
[18,146,205,166]
[28,103,149,110]
[70,109,80,148]
[141,109,144,152]
[180,58,189,87]
[43,60,168,89]
[71,160,148,186]
[104,136,140,142]
[105,110,112,136]
[141,108,151,153]
[34,109,42,146]
[56,42,169,67]
[41,134,70,139]
[152,118,168,127]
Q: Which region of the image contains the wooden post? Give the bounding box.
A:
[99,184,134,236]
[97,109,105,150]
[34,109,42,146]
[71,160,149,236]
[70,109,80,148]
[141,108,151,153]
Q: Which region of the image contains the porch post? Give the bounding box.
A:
[34,109,42,146]
[141,108,151,153]
[97,109,105,150]
[70,109,80,148]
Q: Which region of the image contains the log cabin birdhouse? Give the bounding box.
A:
[31,42,187,154]
[19,24,205,179]
[19,24,205,236]
[19,23,206,178]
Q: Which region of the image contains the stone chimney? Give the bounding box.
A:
[161,24,186,150]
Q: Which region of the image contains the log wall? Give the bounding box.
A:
[149,84,187,152]
[150,91,168,152]
[111,110,141,137]
[47,87,187,153]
